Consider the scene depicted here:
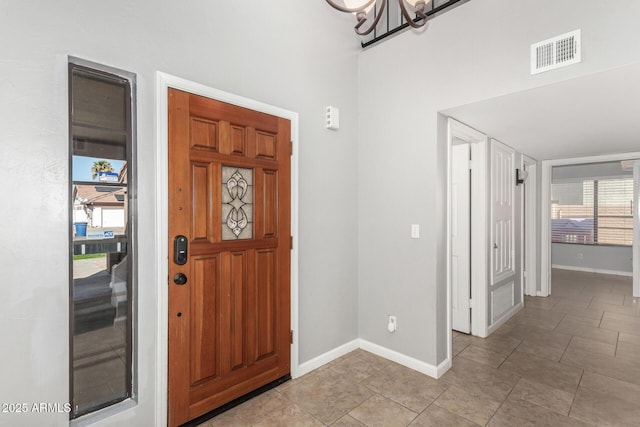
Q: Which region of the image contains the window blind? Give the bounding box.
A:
[551,177,633,246]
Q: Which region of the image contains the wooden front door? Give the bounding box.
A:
[168,88,291,426]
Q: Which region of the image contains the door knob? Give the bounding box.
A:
[173,272,188,285]
[493,243,498,249]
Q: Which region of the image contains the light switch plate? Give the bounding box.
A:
[411,224,420,239]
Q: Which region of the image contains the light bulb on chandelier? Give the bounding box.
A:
[325,0,431,35]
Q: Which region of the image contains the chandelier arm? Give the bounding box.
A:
[354,0,387,36]
[398,0,428,28]
[325,0,377,14]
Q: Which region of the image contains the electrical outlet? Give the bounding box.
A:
[387,315,397,333]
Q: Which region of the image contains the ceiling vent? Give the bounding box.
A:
[531,29,581,75]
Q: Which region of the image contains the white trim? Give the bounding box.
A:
[297,340,360,377]
[358,340,450,379]
[541,151,640,298]
[487,302,523,335]
[552,264,632,277]
[446,118,489,355]
[634,161,640,297]
[522,156,537,297]
[155,72,300,426]
[295,339,451,381]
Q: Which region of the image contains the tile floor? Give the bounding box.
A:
[198,269,640,426]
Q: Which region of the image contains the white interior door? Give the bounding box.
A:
[490,139,516,325]
[451,143,471,333]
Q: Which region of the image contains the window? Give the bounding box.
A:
[552,177,633,246]
[69,62,136,418]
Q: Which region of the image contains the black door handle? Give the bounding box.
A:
[173,273,188,285]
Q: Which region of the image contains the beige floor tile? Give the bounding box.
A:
[487,398,592,427]
[464,332,522,355]
[280,366,373,424]
[554,318,619,345]
[623,295,640,307]
[561,342,640,386]
[567,336,616,357]
[562,314,601,327]
[252,402,325,427]
[442,356,520,402]
[599,312,640,336]
[409,404,480,426]
[516,338,569,362]
[207,390,291,426]
[619,331,640,344]
[329,351,387,382]
[591,293,625,305]
[457,344,510,368]
[434,385,501,425]
[579,371,640,403]
[570,384,640,426]
[515,311,564,330]
[363,362,448,412]
[551,304,604,321]
[523,296,557,310]
[452,332,471,357]
[332,414,366,426]
[349,395,418,427]
[499,350,583,394]
[508,378,575,416]
[589,301,640,317]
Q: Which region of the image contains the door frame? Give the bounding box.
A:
[155,72,300,425]
[521,155,537,297]
[540,151,640,297]
[447,118,489,361]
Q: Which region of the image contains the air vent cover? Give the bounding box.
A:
[531,29,581,75]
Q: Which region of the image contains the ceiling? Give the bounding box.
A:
[444,63,640,161]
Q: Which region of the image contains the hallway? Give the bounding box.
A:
[197,270,639,426]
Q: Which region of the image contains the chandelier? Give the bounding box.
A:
[325,0,431,36]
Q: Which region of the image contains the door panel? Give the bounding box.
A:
[168,89,291,426]
[451,143,471,334]
[490,139,516,325]
[491,140,515,284]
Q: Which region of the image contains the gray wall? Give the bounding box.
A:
[552,244,633,275]
[358,0,640,365]
[0,2,360,425]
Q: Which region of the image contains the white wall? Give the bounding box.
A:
[552,243,633,275]
[0,1,360,426]
[358,0,640,366]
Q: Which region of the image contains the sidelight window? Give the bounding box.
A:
[68,61,136,418]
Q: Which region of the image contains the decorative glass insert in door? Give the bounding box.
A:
[222,166,253,240]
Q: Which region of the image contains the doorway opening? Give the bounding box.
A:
[541,155,640,298]
[447,118,489,364]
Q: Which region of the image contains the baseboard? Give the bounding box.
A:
[552,264,632,277]
[358,339,449,379]
[296,339,359,377]
[487,302,523,335]
[295,338,450,380]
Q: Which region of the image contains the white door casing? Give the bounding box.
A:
[522,156,537,297]
[451,143,471,334]
[447,118,489,352]
[490,139,516,325]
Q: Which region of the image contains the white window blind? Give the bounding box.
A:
[552,177,633,246]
